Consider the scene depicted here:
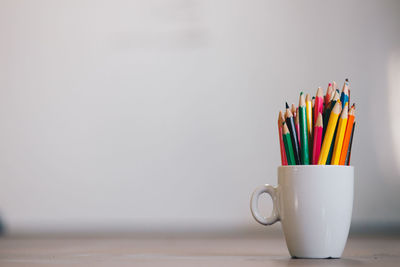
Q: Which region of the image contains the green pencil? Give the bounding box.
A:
[282,123,296,165]
[299,92,309,164]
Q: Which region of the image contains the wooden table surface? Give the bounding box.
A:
[1,234,399,266]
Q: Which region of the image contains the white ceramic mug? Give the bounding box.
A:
[250,165,354,258]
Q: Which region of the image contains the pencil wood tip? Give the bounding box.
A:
[316,87,324,96]
[316,112,323,126]
[278,110,285,125]
[299,92,305,106]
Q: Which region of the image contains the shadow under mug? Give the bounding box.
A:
[250,165,354,258]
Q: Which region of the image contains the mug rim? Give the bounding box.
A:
[278,165,354,169]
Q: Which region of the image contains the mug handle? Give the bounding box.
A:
[250,184,280,225]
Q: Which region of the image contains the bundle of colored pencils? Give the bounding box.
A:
[278,79,355,165]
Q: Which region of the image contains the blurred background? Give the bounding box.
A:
[0,0,399,236]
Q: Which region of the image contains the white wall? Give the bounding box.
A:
[0,0,399,233]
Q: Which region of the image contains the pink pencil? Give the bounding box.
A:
[314,87,324,124]
[312,112,323,164]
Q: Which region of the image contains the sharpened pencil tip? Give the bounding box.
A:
[286,102,289,109]
[300,92,303,95]
[345,78,349,82]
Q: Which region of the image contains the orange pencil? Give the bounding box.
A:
[278,111,288,165]
[339,104,355,165]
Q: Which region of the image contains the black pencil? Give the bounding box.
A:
[345,122,356,165]
[322,89,340,139]
[285,102,301,165]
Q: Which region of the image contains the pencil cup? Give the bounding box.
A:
[250,165,354,258]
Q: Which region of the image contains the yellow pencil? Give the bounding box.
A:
[305,94,313,138]
[331,103,348,165]
[318,100,342,165]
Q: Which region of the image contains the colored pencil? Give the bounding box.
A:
[332,81,337,91]
[305,94,313,138]
[339,104,355,165]
[331,103,348,165]
[312,96,315,125]
[278,111,288,165]
[312,112,323,164]
[282,122,296,165]
[285,102,301,165]
[299,92,309,164]
[326,125,337,165]
[291,104,297,118]
[325,83,334,107]
[340,80,349,109]
[331,81,337,105]
[325,94,341,165]
[295,107,301,149]
[314,87,324,125]
[318,100,342,165]
[323,89,340,138]
[345,122,355,165]
[348,89,351,107]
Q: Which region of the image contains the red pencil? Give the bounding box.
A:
[312,112,323,164]
[278,111,288,165]
[314,87,324,124]
[325,83,333,107]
